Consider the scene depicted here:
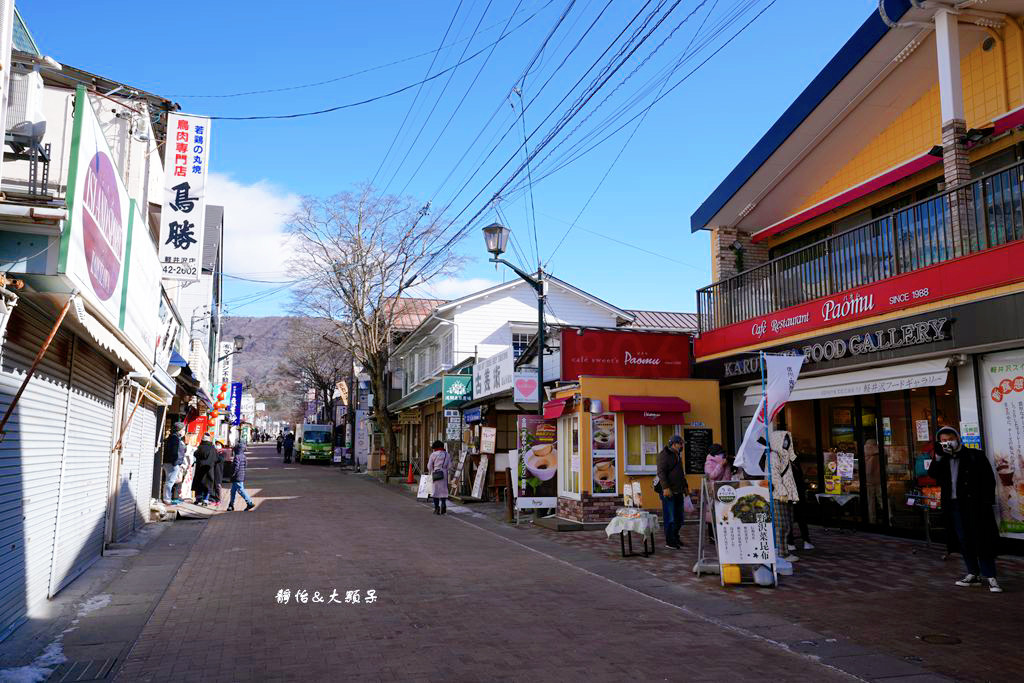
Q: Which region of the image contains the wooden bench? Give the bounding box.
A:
[487,470,508,502]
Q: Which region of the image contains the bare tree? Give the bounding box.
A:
[278,323,350,434]
[287,186,463,474]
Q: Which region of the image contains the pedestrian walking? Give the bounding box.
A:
[276,432,283,455]
[656,434,688,549]
[931,427,1002,593]
[193,434,218,506]
[703,443,733,544]
[283,431,295,463]
[427,440,452,515]
[228,441,256,512]
[210,441,226,506]
[161,422,186,504]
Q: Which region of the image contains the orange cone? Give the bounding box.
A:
[406,462,415,484]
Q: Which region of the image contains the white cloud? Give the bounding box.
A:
[207,172,301,276]
[413,276,500,301]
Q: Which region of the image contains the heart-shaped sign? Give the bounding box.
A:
[516,378,538,398]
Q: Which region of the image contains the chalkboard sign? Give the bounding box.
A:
[684,428,713,474]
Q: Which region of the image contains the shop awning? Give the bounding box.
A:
[609,395,691,426]
[743,358,950,406]
[543,398,571,419]
[388,379,441,413]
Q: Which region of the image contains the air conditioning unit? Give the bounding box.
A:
[7,67,45,142]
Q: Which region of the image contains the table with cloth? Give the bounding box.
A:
[605,509,658,557]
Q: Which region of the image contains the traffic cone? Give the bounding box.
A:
[406,463,414,484]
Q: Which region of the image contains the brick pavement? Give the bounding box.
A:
[115,446,854,682]
[459,503,1023,683]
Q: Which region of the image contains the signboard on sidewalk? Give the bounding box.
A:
[516,415,557,509]
[713,480,777,582]
[159,112,211,281]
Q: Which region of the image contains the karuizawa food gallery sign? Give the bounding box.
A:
[723,317,950,378]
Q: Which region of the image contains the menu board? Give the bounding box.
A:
[712,480,776,568]
[471,454,489,499]
[592,413,617,496]
[684,428,713,475]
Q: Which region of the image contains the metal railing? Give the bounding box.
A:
[697,158,1024,333]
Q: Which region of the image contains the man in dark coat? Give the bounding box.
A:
[161,422,186,504]
[656,434,689,550]
[193,434,218,506]
[283,431,295,463]
[931,427,1002,593]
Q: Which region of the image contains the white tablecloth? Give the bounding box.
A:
[816,493,859,507]
[605,513,658,538]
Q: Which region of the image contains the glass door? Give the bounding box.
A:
[858,402,886,526]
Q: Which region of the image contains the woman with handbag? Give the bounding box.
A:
[427,440,452,515]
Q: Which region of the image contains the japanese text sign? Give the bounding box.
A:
[560,329,690,380]
[159,113,211,281]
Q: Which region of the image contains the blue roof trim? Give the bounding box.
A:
[689,0,912,233]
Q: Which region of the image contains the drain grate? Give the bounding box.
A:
[49,658,118,682]
[919,634,962,645]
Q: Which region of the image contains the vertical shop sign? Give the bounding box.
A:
[980,351,1024,538]
[472,454,489,499]
[591,413,617,496]
[713,481,777,579]
[159,113,211,281]
[230,381,242,426]
[516,415,557,509]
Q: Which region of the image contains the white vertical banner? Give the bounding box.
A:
[217,341,233,387]
[159,113,210,281]
[735,354,805,476]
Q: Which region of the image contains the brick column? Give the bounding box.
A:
[709,227,769,326]
[941,119,973,257]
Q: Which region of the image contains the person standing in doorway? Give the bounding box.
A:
[161,422,186,505]
[931,427,1002,593]
[228,441,256,512]
[656,435,688,549]
[427,440,452,515]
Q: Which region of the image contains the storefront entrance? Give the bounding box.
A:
[779,373,960,535]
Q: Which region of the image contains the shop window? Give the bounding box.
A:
[441,332,454,368]
[625,424,680,473]
[512,332,535,359]
[495,413,517,452]
[782,401,818,491]
[558,414,580,496]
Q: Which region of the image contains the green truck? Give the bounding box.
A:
[296,424,333,463]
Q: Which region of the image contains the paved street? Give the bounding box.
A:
[114,446,852,682]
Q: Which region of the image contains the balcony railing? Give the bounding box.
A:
[697,158,1024,333]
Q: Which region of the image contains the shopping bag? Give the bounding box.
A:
[416,474,432,499]
[683,494,696,516]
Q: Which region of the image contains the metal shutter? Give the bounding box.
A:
[49,339,116,597]
[114,398,159,541]
[0,305,73,639]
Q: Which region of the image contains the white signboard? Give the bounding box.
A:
[980,351,1024,539]
[713,480,777,568]
[513,368,539,403]
[119,201,162,362]
[62,90,131,328]
[159,113,211,281]
[480,426,497,454]
[255,402,266,412]
[241,393,255,419]
[472,455,489,499]
[355,409,370,465]
[473,348,514,399]
[217,341,233,387]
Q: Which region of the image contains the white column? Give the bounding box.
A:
[934,9,964,124]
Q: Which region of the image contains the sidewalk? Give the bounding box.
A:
[387,478,1020,683]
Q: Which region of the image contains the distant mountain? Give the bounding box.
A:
[221,315,332,419]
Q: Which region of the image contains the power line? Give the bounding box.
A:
[368,0,466,189]
[171,1,553,99]
[205,5,549,121]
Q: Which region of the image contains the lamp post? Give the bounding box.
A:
[482,223,544,416]
[217,334,246,362]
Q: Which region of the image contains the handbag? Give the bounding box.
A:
[432,469,444,481]
[652,475,662,495]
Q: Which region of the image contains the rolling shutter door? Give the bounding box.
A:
[49,340,116,597]
[114,399,159,541]
[0,306,73,638]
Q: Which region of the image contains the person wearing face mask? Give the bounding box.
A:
[930,427,1002,593]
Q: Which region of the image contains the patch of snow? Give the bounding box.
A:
[0,642,67,683]
[76,594,111,617]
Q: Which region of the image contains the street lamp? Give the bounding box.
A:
[481,223,544,416]
[217,335,246,362]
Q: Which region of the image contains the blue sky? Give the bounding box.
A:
[24,0,879,316]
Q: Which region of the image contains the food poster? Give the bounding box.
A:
[517,415,557,505]
[713,480,776,567]
[591,413,617,496]
[980,351,1024,538]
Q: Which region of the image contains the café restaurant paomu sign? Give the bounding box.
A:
[560,329,690,380]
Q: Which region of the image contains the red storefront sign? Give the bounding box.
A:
[696,239,1024,358]
[609,395,691,425]
[560,329,691,380]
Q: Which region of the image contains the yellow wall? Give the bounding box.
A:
[785,30,1024,232]
[553,378,721,511]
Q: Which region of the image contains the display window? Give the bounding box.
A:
[495,413,517,452]
[625,424,680,473]
[558,414,580,496]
